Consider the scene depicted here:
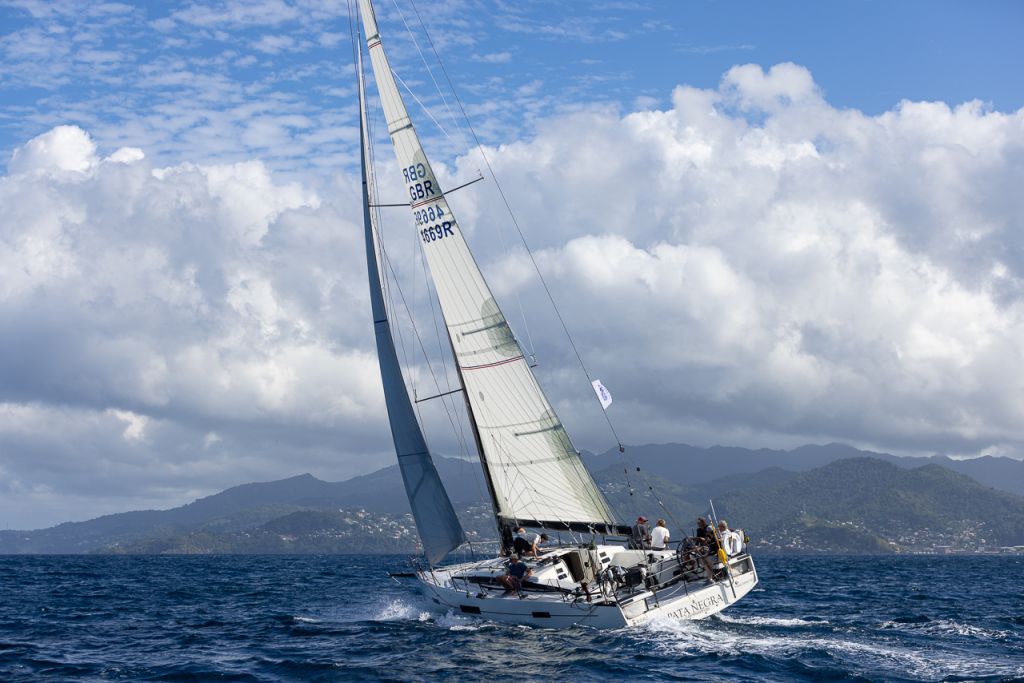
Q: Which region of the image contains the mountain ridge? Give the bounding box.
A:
[585,442,1024,497]
[3,443,1024,554]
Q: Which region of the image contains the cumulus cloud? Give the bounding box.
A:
[8,125,98,174]
[452,63,1024,458]
[2,60,1023,528]
[0,125,392,527]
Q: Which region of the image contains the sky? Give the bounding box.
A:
[2,0,1023,529]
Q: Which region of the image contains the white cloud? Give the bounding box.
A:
[106,146,145,163]
[0,126,392,527]
[170,0,301,28]
[107,408,150,441]
[453,63,1024,458]
[2,59,1024,528]
[252,34,298,55]
[473,51,512,64]
[8,125,98,174]
[318,31,344,48]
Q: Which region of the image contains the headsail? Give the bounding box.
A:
[357,0,620,533]
[357,34,466,565]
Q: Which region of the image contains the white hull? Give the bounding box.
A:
[410,545,758,629]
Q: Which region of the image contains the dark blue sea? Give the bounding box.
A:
[1,555,1021,682]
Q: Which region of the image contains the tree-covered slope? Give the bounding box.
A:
[716,458,1024,552]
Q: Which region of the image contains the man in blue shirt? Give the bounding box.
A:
[498,554,532,594]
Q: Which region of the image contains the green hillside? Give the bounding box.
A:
[716,458,1024,553]
[4,450,1024,555]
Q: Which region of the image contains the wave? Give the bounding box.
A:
[643,616,1023,680]
[374,598,426,622]
[714,614,825,627]
[879,617,1012,639]
[432,611,490,631]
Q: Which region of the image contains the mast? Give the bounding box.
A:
[447,334,504,538]
[357,24,465,565]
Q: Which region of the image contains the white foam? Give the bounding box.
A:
[375,598,424,622]
[433,610,488,631]
[879,618,1011,640]
[643,616,1019,679]
[716,614,823,627]
[293,616,320,623]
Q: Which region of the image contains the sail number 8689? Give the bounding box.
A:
[420,221,455,243]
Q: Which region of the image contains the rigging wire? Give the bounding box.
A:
[392,69,451,140]
[354,8,475,473]
[404,0,539,363]
[371,0,677,538]
[405,0,623,453]
[351,4,417,402]
[377,0,496,508]
[389,0,468,149]
[399,0,647,532]
[395,0,625,532]
[400,0,687,536]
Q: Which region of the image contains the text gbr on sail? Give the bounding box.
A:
[404,162,436,201]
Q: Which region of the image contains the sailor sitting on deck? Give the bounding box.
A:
[498,554,532,594]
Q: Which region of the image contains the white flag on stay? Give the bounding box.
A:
[592,379,613,409]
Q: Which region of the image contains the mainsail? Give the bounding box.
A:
[357,0,620,532]
[358,38,465,565]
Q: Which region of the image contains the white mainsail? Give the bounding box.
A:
[357,0,619,531]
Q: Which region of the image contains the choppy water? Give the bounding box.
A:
[1,554,1021,681]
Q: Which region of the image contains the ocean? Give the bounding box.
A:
[1,554,1021,682]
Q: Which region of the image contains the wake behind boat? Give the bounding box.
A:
[353,0,756,628]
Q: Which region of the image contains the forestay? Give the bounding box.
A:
[357,0,619,531]
[358,39,465,565]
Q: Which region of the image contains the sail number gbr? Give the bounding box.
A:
[404,163,436,202]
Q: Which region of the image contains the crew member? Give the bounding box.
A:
[651,519,670,550]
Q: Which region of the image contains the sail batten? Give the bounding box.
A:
[357,0,619,530]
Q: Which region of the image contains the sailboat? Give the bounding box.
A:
[354,0,757,628]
